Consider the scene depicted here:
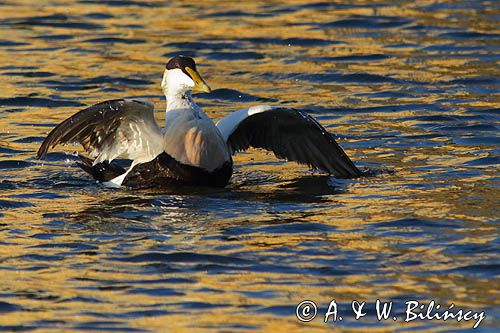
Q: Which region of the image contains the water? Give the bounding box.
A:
[0,0,499,331]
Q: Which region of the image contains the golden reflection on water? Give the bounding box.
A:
[0,0,499,332]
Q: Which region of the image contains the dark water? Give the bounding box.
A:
[0,0,499,332]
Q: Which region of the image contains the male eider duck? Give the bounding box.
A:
[36,55,361,188]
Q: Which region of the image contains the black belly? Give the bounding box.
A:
[122,152,233,189]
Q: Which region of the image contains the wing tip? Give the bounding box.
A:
[35,152,45,160]
[326,158,362,179]
[36,140,51,160]
[338,167,363,179]
[36,127,62,160]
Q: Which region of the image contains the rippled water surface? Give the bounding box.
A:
[0,0,499,331]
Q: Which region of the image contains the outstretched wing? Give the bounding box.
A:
[216,105,361,178]
[36,99,163,164]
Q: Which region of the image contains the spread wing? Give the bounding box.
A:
[36,99,163,164]
[216,105,361,178]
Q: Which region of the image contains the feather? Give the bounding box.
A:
[217,106,361,178]
[36,99,163,165]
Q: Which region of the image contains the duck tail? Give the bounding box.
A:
[76,155,126,182]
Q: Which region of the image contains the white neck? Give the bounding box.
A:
[162,68,197,114]
[165,90,196,112]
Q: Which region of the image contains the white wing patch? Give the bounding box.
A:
[216,104,275,142]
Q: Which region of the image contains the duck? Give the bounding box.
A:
[36,55,361,188]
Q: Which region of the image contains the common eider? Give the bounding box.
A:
[36,55,361,188]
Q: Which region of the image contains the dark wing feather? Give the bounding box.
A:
[36,99,163,164]
[226,107,361,178]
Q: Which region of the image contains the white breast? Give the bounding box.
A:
[163,108,230,172]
